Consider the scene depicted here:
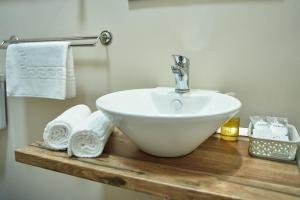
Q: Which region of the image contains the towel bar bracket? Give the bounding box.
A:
[99,30,112,46]
[0,30,113,49]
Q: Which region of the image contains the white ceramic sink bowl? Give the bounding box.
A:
[96,88,241,157]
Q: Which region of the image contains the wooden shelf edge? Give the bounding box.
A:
[15,146,228,200]
[14,137,300,200]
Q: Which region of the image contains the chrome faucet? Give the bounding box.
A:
[171,55,190,93]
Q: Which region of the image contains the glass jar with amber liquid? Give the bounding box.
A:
[221,118,240,141]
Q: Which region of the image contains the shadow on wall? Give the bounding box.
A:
[0,129,7,178]
[128,0,283,10]
[101,184,160,200]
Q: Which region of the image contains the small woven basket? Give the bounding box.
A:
[248,123,300,161]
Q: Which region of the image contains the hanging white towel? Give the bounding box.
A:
[6,42,76,99]
[43,105,91,150]
[68,110,114,158]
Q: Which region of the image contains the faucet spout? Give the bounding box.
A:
[171,55,190,93]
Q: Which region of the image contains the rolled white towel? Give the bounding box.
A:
[43,105,91,150]
[68,110,114,158]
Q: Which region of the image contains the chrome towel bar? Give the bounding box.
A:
[0,30,112,49]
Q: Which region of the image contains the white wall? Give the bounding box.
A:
[0,0,299,199]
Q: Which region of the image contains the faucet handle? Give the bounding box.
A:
[172,55,190,68]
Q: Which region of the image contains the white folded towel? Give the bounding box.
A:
[43,105,91,150]
[6,42,76,99]
[68,110,114,158]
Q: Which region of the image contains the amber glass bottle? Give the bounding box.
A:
[220,118,240,141]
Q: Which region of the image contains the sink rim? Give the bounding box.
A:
[96,88,242,120]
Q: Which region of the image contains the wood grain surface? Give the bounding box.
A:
[15,129,300,200]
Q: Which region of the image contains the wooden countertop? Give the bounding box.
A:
[15,129,300,200]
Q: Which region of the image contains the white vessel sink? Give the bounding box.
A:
[96,87,241,157]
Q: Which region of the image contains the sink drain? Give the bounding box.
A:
[171,99,183,111]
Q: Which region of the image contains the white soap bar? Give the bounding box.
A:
[270,122,288,136]
[252,128,289,141]
[254,120,269,130]
[253,128,272,139]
